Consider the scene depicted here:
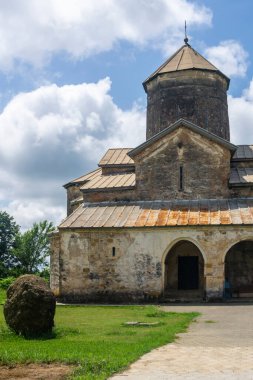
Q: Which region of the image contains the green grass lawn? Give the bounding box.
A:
[0,289,6,305]
[0,301,198,380]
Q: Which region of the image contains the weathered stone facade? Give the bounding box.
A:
[145,70,230,141]
[50,41,253,302]
[133,126,231,200]
[51,226,253,302]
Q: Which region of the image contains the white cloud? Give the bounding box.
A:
[0,78,145,228]
[204,40,248,78]
[229,78,253,144]
[0,0,212,70]
[4,201,66,232]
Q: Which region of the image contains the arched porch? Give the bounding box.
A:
[164,240,205,300]
[225,240,253,298]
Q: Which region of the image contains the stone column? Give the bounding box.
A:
[204,259,225,301]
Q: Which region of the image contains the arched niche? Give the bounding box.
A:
[225,240,253,298]
[164,240,205,299]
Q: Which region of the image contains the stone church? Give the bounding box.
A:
[50,39,253,302]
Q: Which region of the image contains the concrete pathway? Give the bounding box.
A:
[111,304,253,379]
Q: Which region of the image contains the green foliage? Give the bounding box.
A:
[0,305,199,379]
[0,211,20,278]
[0,276,15,290]
[0,289,6,305]
[12,220,54,275]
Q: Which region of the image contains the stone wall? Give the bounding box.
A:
[50,225,253,302]
[145,70,230,141]
[66,185,83,215]
[134,127,231,200]
[82,188,136,203]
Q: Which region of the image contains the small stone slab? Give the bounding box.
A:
[124,321,159,326]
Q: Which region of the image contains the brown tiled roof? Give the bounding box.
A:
[99,148,134,167]
[64,168,102,188]
[232,145,253,160]
[59,199,253,228]
[143,44,229,88]
[80,172,135,191]
[230,168,253,185]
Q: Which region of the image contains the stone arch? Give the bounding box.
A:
[163,239,205,300]
[224,240,253,298]
[222,237,253,263]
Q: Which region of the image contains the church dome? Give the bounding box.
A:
[144,42,230,141]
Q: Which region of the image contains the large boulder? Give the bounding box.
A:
[4,275,56,337]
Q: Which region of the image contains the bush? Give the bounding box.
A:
[0,277,16,290]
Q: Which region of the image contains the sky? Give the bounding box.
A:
[1,0,253,229]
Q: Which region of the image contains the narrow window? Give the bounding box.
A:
[112,247,116,257]
[179,166,183,191]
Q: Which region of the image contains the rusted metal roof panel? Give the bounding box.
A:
[199,200,210,225]
[135,207,151,227]
[156,207,170,226]
[145,204,160,227]
[228,200,242,224]
[188,201,199,225]
[219,200,232,225]
[59,199,253,229]
[209,201,220,225]
[99,148,134,166]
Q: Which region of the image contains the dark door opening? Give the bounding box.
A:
[178,256,199,290]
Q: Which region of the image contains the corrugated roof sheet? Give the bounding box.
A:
[64,168,102,187]
[230,168,253,185]
[80,172,135,191]
[99,148,134,166]
[232,145,253,160]
[59,199,253,228]
[143,44,229,87]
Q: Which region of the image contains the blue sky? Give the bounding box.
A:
[0,0,253,229]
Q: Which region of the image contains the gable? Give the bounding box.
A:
[132,122,232,200]
[131,125,233,165]
[129,119,236,160]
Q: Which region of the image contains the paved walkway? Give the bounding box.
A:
[111,304,253,379]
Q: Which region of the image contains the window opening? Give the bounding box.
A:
[179,165,183,191]
[112,247,116,257]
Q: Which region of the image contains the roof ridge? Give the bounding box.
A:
[143,44,229,89]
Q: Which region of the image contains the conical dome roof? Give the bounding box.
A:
[143,43,230,90]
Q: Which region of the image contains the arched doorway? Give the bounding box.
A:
[225,240,253,298]
[164,240,204,299]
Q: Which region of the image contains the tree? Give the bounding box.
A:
[13,220,55,275]
[0,211,20,278]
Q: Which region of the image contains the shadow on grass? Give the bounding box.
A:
[0,326,81,341]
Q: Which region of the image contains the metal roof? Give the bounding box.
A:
[129,119,237,158]
[232,145,253,160]
[81,172,135,191]
[99,148,134,167]
[59,199,253,228]
[64,168,101,188]
[230,168,253,185]
[143,44,229,89]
